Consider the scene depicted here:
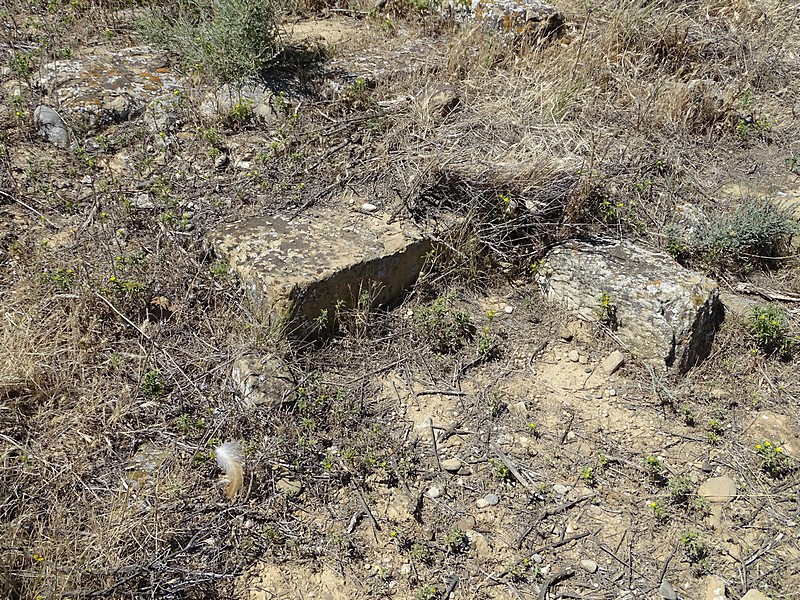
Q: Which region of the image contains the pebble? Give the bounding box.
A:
[568,350,580,362]
[579,355,589,365]
[400,563,412,576]
[213,153,229,170]
[658,579,678,600]
[559,327,574,341]
[531,553,543,564]
[441,458,461,472]
[483,493,500,506]
[361,202,378,212]
[602,350,625,375]
[132,192,155,209]
[741,590,773,600]
[553,484,570,496]
[503,305,514,314]
[425,486,441,499]
[584,367,593,374]
[33,105,69,148]
[608,388,617,396]
[580,559,598,574]
[659,579,678,600]
[476,498,490,508]
[703,575,726,600]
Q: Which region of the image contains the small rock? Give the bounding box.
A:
[275,478,302,496]
[659,579,678,600]
[425,486,441,499]
[553,484,570,496]
[565,431,576,441]
[568,349,580,362]
[580,559,598,574]
[741,590,772,600]
[602,350,625,375]
[510,401,528,415]
[214,153,229,170]
[457,516,476,530]
[417,82,460,118]
[466,530,491,557]
[476,497,490,508]
[34,105,69,148]
[703,575,726,600]
[579,355,589,365]
[131,192,155,210]
[441,458,461,472]
[707,504,723,530]
[698,476,737,503]
[361,202,378,212]
[608,388,617,397]
[503,305,514,314]
[483,493,500,506]
[559,327,574,341]
[399,563,412,576]
[531,553,543,564]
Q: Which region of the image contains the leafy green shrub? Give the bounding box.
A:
[413,295,474,353]
[694,198,795,267]
[749,304,793,357]
[139,0,285,82]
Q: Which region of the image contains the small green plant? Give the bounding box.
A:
[736,114,773,139]
[579,465,595,485]
[680,404,696,426]
[694,197,795,267]
[210,259,229,279]
[443,526,468,554]
[679,531,708,563]
[44,267,76,290]
[755,440,792,478]
[141,369,167,398]
[749,304,793,357]
[226,98,255,127]
[489,457,512,482]
[650,499,667,521]
[176,413,206,435]
[414,295,474,353]
[9,51,35,79]
[645,455,664,480]
[596,291,618,329]
[667,476,694,505]
[414,584,440,600]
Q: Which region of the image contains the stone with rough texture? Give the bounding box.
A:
[441,458,462,472]
[580,559,598,573]
[698,476,737,503]
[417,83,460,118]
[445,0,564,40]
[659,579,678,600]
[703,575,726,600]
[537,239,721,372]
[37,47,180,133]
[231,355,295,407]
[199,83,279,125]
[209,209,431,338]
[33,105,69,148]
[741,590,772,600]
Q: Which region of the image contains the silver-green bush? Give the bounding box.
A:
[140,0,285,83]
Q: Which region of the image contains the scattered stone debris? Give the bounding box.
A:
[33,105,69,148]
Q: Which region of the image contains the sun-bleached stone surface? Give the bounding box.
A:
[536,239,721,372]
[210,209,431,338]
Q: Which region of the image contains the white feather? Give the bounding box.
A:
[215,441,244,500]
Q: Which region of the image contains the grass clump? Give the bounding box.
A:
[749,304,794,358]
[139,0,285,83]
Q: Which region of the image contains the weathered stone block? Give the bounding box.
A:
[536,239,721,372]
[445,0,564,40]
[210,209,431,338]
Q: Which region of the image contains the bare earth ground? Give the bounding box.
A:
[2,1,800,599]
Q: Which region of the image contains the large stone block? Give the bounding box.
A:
[210,209,431,338]
[536,239,721,372]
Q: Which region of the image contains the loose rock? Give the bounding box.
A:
[537,239,721,372]
[568,349,580,362]
[602,350,626,375]
[33,105,69,148]
[703,575,726,600]
[698,476,737,503]
[741,590,772,600]
[659,579,678,600]
[441,458,461,472]
[580,559,598,574]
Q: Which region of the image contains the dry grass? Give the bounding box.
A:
[1,0,800,597]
